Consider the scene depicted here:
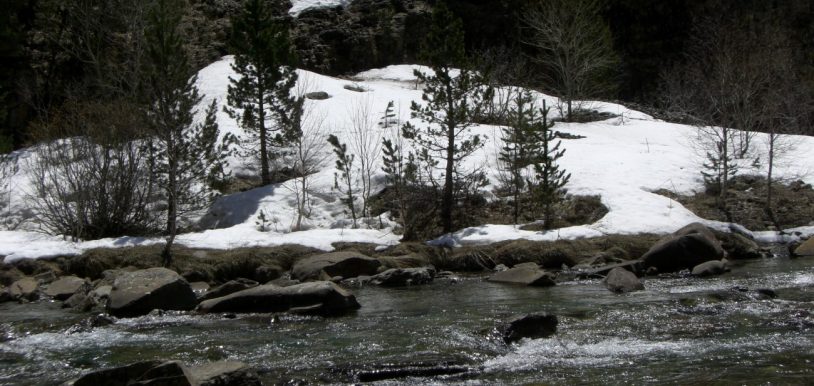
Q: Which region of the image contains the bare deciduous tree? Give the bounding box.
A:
[346,94,382,219]
[522,0,619,121]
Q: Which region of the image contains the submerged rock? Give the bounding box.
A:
[642,223,724,273]
[45,276,88,300]
[691,260,730,277]
[107,268,197,318]
[189,361,261,386]
[197,281,360,316]
[67,360,259,386]
[499,313,559,343]
[603,267,644,293]
[370,267,434,287]
[291,251,381,281]
[487,265,556,287]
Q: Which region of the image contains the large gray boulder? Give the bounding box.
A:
[189,361,261,386]
[487,265,556,287]
[107,268,197,318]
[370,267,434,287]
[642,223,725,273]
[45,276,88,300]
[291,251,381,281]
[197,281,360,316]
[499,313,559,343]
[8,277,39,301]
[603,267,644,293]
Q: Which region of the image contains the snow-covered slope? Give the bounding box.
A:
[2,56,813,261]
[289,0,350,17]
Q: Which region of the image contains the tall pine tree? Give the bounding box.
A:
[225,0,298,185]
[144,0,228,266]
[499,90,544,224]
[533,100,570,229]
[403,1,492,234]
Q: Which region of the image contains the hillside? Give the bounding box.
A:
[2,56,813,262]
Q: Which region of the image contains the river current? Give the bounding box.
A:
[1,257,812,385]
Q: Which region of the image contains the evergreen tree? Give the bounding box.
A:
[144,0,228,266]
[533,100,570,229]
[402,1,492,234]
[225,0,298,185]
[327,134,358,228]
[499,90,543,224]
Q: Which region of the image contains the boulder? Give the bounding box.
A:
[107,268,197,318]
[64,288,96,312]
[8,277,39,301]
[305,91,330,100]
[603,267,644,293]
[642,223,724,273]
[493,240,577,269]
[793,237,814,257]
[370,268,434,287]
[291,251,381,281]
[189,361,261,386]
[691,260,729,277]
[197,281,360,316]
[715,231,763,259]
[499,313,558,343]
[44,276,88,300]
[575,260,644,279]
[487,266,556,287]
[200,278,259,301]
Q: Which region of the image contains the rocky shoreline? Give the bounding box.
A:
[1,223,813,384]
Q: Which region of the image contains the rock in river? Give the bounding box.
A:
[603,267,644,293]
[691,260,730,277]
[44,276,88,301]
[370,267,434,287]
[197,281,360,316]
[642,222,724,273]
[487,265,556,287]
[8,277,39,301]
[68,360,260,386]
[291,251,381,281]
[794,237,814,257]
[499,313,559,343]
[106,268,197,318]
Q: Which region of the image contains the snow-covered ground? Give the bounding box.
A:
[289,0,350,17]
[1,56,813,262]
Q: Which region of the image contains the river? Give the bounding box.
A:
[1,257,812,385]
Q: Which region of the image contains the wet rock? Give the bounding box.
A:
[69,360,166,386]
[291,251,381,282]
[493,240,577,269]
[714,231,763,259]
[305,91,330,100]
[201,278,259,301]
[190,281,210,296]
[793,237,814,257]
[45,276,88,301]
[691,260,730,277]
[499,313,559,343]
[603,267,644,293]
[370,267,434,287]
[189,361,261,386]
[90,285,112,305]
[197,281,361,316]
[107,268,197,318]
[64,287,95,312]
[8,277,39,301]
[487,266,556,287]
[254,265,282,283]
[642,222,724,273]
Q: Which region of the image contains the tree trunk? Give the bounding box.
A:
[442,81,455,234]
[162,132,177,268]
[258,88,270,185]
[766,132,778,228]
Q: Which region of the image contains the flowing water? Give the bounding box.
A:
[1,257,812,385]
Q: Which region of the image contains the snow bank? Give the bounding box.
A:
[289,0,350,17]
[3,56,814,262]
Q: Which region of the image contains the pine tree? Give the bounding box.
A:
[533,100,571,229]
[403,1,492,234]
[327,134,357,228]
[499,90,544,224]
[225,0,298,185]
[144,0,228,266]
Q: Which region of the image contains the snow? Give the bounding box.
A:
[2,56,814,262]
[289,0,350,17]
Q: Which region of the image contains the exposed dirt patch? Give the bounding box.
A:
[655,175,814,231]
